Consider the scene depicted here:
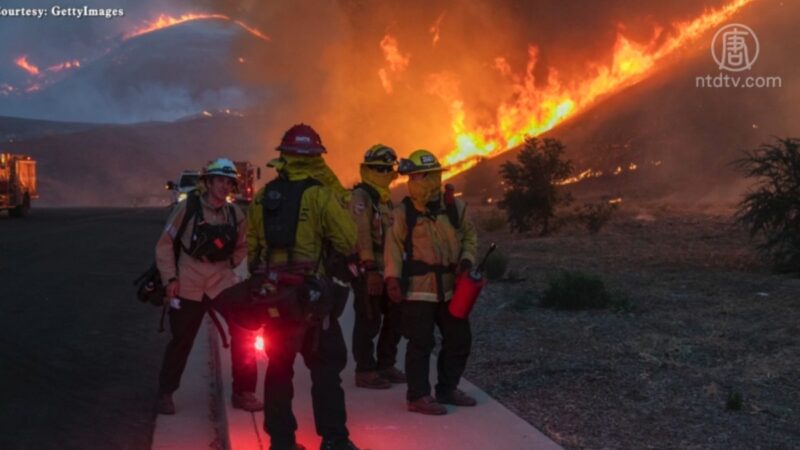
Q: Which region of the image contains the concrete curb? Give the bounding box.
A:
[208,319,233,450]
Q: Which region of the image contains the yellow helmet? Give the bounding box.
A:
[398,149,442,175]
[362,144,398,167]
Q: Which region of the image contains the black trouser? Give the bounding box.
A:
[402,300,472,401]
[263,318,349,448]
[351,279,403,372]
[158,284,259,395]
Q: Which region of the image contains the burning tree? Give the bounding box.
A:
[734,137,800,273]
[498,137,573,235]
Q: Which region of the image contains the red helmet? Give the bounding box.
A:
[276,123,326,155]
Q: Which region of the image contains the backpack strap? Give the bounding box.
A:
[400,197,418,294]
[354,182,381,213]
[174,191,201,263]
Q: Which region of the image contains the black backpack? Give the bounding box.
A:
[133,193,202,307]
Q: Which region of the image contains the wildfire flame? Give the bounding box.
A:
[437,0,756,180]
[47,60,81,73]
[430,13,445,46]
[14,56,40,76]
[123,13,270,41]
[378,34,411,94]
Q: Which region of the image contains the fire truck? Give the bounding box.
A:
[233,160,260,204]
[0,153,37,217]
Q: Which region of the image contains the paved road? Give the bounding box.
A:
[0,208,171,450]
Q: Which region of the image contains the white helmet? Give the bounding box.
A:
[202,158,239,182]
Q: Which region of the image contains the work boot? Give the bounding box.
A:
[407,395,447,415]
[270,443,306,450]
[320,438,366,450]
[355,371,391,389]
[232,391,264,411]
[156,393,175,415]
[436,388,477,407]
[378,366,407,383]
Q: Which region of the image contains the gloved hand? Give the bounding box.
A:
[458,259,473,275]
[385,277,404,304]
[366,271,384,297]
[166,279,180,298]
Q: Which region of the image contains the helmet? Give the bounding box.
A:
[202,158,239,182]
[398,149,442,175]
[276,123,326,155]
[362,144,398,167]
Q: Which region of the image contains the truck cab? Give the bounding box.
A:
[166,170,199,205]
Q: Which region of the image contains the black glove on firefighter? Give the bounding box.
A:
[366,271,384,297]
[385,277,403,304]
[458,258,473,275]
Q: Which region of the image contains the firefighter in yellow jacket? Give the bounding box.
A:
[384,149,478,416]
[246,123,364,450]
[350,145,406,389]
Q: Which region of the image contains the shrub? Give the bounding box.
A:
[726,390,743,411]
[541,271,611,310]
[480,212,507,233]
[579,201,618,234]
[510,290,536,312]
[733,137,800,273]
[483,250,509,281]
[498,138,573,235]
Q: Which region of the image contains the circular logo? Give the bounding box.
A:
[711,23,759,72]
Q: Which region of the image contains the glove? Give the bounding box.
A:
[166,279,180,298]
[458,259,473,275]
[385,277,404,304]
[366,271,384,297]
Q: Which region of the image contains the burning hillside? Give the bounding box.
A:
[1,0,798,206]
[0,16,270,123]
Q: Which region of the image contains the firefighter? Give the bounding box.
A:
[384,150,478,415]
[265,136,351,208]
[155,158,263,415]
[247,124,365,450]
[349,144,406,389]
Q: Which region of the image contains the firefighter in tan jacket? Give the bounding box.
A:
[384,150,478,416]
[350,145,406,390]
[155,158,262,415]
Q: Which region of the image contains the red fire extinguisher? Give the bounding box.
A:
[449,243,496,319]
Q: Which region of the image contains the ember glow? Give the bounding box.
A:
[123,13,270,41]
[438,0,757,179]
[14,56,39,76]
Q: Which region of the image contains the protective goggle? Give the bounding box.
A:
[208,166,238,176]
[398,158,441,175]
[364,146,398,165]
[369,165,395,173]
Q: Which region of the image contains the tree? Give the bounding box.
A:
[498,137,573,235]
[734,137,800,273]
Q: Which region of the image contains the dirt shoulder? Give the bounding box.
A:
[465,206,800,450]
